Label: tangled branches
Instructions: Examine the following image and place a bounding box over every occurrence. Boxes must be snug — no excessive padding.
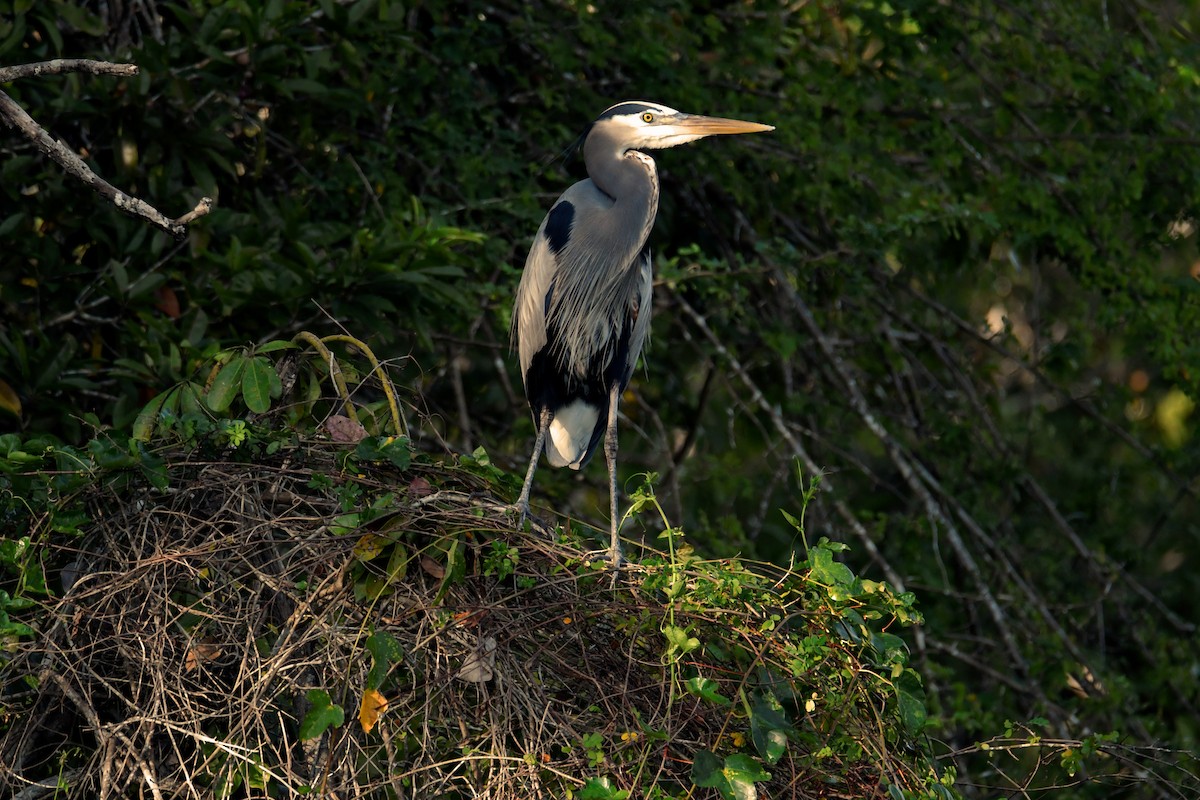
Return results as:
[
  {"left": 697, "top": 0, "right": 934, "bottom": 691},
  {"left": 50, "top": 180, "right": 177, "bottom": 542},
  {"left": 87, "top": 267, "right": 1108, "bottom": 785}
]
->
[{"left": 1, "top": 441, "right": 937, "bottom": 798}]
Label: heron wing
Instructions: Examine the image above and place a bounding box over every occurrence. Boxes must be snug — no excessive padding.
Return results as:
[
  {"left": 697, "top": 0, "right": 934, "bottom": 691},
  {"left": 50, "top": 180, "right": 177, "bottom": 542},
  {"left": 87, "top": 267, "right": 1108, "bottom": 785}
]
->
[{"left": 513, "top": 179, "right": 653, "bottom": 469}]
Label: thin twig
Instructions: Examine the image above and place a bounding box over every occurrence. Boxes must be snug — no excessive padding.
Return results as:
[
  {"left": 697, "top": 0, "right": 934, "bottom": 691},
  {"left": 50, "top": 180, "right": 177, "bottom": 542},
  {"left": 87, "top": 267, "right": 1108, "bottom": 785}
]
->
[
  {"left": 672, "top": 291, "right": 916, "bottom": 599},
  {"left": 0, "top": 59, "right": 213, "bottom": 239}
]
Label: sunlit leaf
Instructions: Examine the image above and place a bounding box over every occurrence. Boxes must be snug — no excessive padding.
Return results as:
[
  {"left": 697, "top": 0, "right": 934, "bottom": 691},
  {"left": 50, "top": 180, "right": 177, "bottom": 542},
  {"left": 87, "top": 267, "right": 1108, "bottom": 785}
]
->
[{"left": 358, "top": 687, "right": 388, "bottom": 734}]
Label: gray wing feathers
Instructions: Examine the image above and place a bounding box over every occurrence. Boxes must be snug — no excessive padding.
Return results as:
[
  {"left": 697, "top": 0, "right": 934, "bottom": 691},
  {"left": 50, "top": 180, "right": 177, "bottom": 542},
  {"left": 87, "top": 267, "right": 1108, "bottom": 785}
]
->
[
  {"left": 512, "top": 220, "right": 555, "bottom": 384},
  {"left": 623, "top": 253, "right": 653, "bottom": 385},
  {"left": 514, "top": 177, "right": 653, "bottom": 389},
  {"left": 546, "top": 181, "right": 649, "bottom": 376}
]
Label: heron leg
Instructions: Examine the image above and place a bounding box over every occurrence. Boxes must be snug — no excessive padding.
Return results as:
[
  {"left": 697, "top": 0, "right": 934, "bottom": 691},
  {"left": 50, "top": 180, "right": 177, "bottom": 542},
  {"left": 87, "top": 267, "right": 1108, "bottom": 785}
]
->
[
  {"left": 516, "top": 406, "right": 553, "bottom": 528},
  {"left": 603, "top": 383, "right": 624, "bottom": 566}
]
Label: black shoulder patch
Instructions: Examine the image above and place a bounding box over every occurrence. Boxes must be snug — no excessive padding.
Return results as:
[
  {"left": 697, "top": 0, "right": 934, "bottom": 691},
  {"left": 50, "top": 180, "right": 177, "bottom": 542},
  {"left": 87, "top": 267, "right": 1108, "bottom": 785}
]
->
[{"left": 544, "top": 201, "right": 574, "bottom": 255}]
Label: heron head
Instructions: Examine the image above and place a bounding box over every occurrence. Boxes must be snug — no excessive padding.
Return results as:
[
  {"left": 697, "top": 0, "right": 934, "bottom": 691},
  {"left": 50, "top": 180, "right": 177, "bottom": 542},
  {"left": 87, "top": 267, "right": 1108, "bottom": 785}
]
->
[{"left": 589, "top": 100, "right": 774, "bottom": 151}]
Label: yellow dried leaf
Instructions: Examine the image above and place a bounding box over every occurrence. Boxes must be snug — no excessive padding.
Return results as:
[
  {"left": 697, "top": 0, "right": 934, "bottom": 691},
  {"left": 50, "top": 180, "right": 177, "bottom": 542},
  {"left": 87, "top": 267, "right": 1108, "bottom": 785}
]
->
[
  {"left": 354, "top": 533, "right": 387, "bottom": 560},
  {"left": 359, "top": 687, "right": 389, "bottom": 734}
]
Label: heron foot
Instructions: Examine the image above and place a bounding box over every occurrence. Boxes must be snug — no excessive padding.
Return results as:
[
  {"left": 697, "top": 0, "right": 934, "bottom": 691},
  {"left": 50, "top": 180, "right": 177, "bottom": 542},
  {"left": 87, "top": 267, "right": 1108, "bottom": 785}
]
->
[
  {"left": 511, "top": 502, "right": 554, "bottom": 538},
  {"left": 582, "top": 545, "right": 625, "bottom": 570}
]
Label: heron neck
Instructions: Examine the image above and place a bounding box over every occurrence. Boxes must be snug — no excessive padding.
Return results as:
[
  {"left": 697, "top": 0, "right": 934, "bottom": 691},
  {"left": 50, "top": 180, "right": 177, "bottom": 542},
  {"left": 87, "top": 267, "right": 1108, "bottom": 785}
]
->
[{"left": 584, "top": 138, "right": 660, "bottom": 246}]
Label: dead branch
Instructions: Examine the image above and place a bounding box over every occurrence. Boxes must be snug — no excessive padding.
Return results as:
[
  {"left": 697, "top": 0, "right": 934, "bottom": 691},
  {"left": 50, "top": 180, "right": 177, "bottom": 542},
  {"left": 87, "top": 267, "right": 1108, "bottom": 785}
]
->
[
  {"left": 0, "top": 59, "right": 139, "bottom": 82},
  {"left": 0, "top": 58, "right": 212, "bottom": 240}
]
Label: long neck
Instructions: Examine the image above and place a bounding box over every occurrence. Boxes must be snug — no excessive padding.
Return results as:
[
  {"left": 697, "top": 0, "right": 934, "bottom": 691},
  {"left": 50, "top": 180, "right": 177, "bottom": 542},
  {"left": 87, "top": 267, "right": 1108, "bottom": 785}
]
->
[{"left": 583, "top": 129, "right": 660, "bottom": 250}]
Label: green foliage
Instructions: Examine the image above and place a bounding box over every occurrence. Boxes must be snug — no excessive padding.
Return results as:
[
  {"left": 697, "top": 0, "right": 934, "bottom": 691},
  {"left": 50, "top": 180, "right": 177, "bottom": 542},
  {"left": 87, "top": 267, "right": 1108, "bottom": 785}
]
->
[
  {"left": 621, "top": 477, "right": 946, "bottom": 799},
  {"left": 364, "top": 629, "right": 404, "bottom": 692},
  {"left": 299, "top": 689, "right": 344, "bottom": 741},
  {"left": 579, "top": 776, "right": 631, "bottom": 800},
  {"left": 692, "top": 750, "right": 771, "bottom": 800},
  {"left": 482, "top": 539, "right": 519, "bottom": 580}
]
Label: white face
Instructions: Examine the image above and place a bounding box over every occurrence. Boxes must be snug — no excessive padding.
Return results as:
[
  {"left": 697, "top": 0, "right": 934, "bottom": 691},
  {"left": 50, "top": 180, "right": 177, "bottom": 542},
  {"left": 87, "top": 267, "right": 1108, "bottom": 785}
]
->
[
  {"left": 596, "top": 100, "right": 773, "bottom": 151},
  {"left": 605, "top": 102, "right": 708, "bottom": 150}
]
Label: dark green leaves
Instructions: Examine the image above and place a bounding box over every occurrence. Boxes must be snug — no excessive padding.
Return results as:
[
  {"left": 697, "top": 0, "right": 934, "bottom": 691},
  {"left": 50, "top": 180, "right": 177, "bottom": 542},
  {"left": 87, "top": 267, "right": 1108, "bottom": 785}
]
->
[
  {"left": 299, "top": 689, "right": 344, "bottom": 740},
  {"left": 205, "top": 355, "right": 281, "bottom": 415},
  {"left": 895, "top": 670, "right": 928, "bottom": 734},
  {"left": 692, "top": 750, "right": 772, "bottom": 800},
  {"left": 365, "top": 630, "right": 404, "bottom": 691},
  {"left": 749, "top": 696, "right": 792, "bottom": 766},
  {"left": 353, "top": 436, "right": 411, "bottom": 470}
]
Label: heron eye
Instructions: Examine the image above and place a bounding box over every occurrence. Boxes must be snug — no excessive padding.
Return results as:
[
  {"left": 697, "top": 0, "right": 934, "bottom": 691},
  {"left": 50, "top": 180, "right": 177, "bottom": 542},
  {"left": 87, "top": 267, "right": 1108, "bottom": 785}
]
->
[{"left": 641, "top": 112, "right": 654, "bottom": 123}]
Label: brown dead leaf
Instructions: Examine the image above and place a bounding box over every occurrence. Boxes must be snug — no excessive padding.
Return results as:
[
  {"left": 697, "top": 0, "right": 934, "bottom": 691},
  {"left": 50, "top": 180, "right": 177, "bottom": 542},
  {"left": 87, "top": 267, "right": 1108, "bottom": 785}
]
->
[
  {"left": 456, "top": 636, "right": 497, "bottom": 683},
  {"left": 325, "top": 415, "right": 368, "bottom": 443},
  {"left": 408, "top": 476, "right": 433, "bottom": 498},
  {"left": 154, "top": 285, "right": 181, "bottom": 319},
  {"left": 359, "top": 687, "right": 389, "bottom": 733},
  {"left": 184, "top": 643, "right": 222, "bottom": 673},
  {"left": 420, "top": 555, "right": 445, "bottom": 579},
  {"left": 453, "top": 609, "right": 488, "bottom": 629}
]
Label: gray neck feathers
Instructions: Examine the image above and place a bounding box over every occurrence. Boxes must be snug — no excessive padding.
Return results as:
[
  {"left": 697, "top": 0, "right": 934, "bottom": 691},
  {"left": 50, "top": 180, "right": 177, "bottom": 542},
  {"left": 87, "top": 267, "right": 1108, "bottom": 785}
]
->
[
  {"left": 545, "top": 127, "right": 659, "bottom": 377},
  {"left": 584, "top": 126, "right": 660, "bottom": 249}
]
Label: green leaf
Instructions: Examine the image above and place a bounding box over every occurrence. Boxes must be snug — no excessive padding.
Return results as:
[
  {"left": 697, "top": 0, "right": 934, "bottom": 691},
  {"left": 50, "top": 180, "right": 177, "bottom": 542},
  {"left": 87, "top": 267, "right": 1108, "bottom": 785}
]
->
[
  {"left": 384, "top": 539, "right": 409, "bottom": 583},
  {"left": 685, "top": 676, "right": 731, "bottom": 706},
  {"left": 136, "top": 443, "right": 170, "bottom": 491},
  {"left": 433, "top": 537, "right": 465, "bottom": 603},
  {"left": 280, "top": 78, "right": 330, "bottom": 96},
  {"left": 87, "top": 437, "right": 136, "bottom": 469},
  {"left": 0, "top": 213, "right": 24, "bottom": 237},
  {"left": 206, "top": 359, "right": 246, "bottom": 413},
  {"left": 691, "top": 749, "right": 723, "bottom": 788},
  {"left": 895, "top": 670, "right": 928, "bottom": 733},
  {"left": 255, "top": 340, "right": 298, "bottom": 354},
  {"left": 33, "top": 334, "right": 77, "bottom": 392},
  {"left": 241, "top": 356, "right": 276, "bottom": 414},
  {"left": 365, "top": 630, "right": 404, "bottom": 691},
  {"left": 809, "top": 546, "right": 855, "bottom": 589},
  {"left": 132, "top": 386, "right": 180, "bottom": 442},
  {"left": 330, "top": 512, "right": 361, "bottom": 536},
  {"left": 870, "top": 631, "right": 909, "bottom": 668},
  {"left": 749, "top": 696, "right": 792, "bottom": 765},
  {"left": 579, "top": 777, "right": 630, "bottom": 800},
  {"left": 299, "top": 689, "right": 344, "bottom": 740},
  {"left": 691, "top": 750, "right": 769, "bottom": 800},
  {"left": 50, "top": 508, "right": 90, "bottom": 535},
  {"left": 662, "top": 624, "right": 700, "bottom": 659},
  {"left": 354, "top": 436, "right": 411, "bottom": 469}
]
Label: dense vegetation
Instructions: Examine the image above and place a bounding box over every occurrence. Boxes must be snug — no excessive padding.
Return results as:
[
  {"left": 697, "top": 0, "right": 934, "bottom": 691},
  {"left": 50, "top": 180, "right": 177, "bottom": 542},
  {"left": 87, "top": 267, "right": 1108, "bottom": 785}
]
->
[{"left": 2, "top": 0, "right": 1199, "bottom": 797}]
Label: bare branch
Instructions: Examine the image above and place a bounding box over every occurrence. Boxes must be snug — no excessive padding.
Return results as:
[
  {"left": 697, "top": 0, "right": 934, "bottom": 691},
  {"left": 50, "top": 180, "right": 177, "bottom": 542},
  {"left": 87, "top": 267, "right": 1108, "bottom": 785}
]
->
[
  {"left": 672, "top": 292, "right": 918, "bottom": 596},
  {"left": 0, "top": 59, "right": 139, "bottom": 82},
  {"left": 0, "top": 59, "right": 213, "bottom": 239},
  {"left": 732, "top": 253, "right": 1039, "bottom": 680}
]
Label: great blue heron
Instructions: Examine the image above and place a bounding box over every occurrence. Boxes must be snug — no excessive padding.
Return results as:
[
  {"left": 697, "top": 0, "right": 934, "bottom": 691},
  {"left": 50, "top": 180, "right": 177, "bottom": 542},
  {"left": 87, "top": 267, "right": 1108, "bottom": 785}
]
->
[{"left": 512, "top": 100, "right": 773, "bottom": 565}]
